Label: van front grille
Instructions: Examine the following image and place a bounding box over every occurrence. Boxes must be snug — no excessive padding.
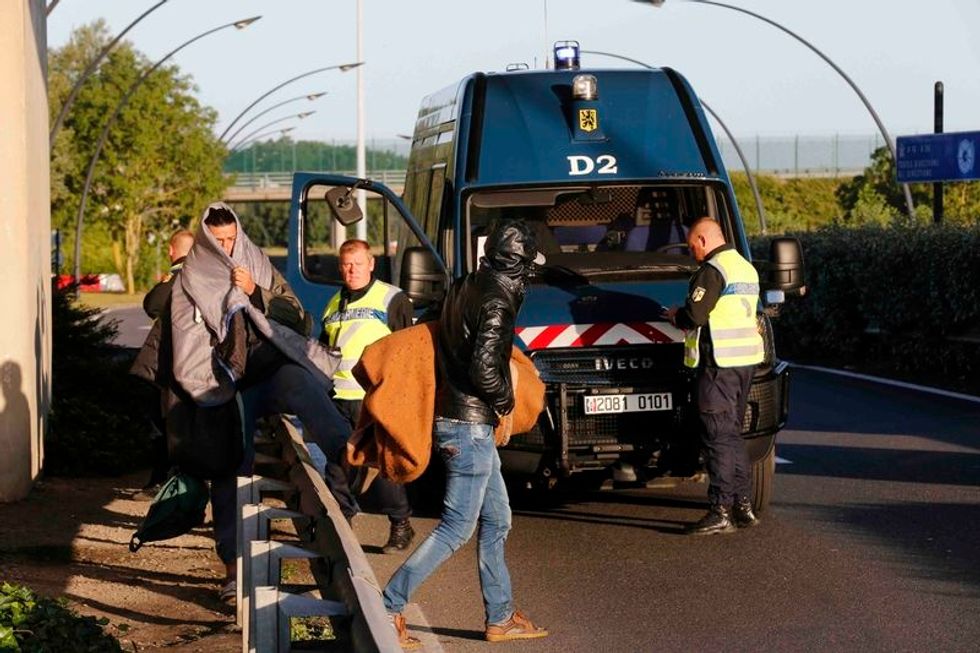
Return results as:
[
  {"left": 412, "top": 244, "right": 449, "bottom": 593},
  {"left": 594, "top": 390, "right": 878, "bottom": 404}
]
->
[{"left": 530, "top": 346, "right": 683, "bottom": 386}]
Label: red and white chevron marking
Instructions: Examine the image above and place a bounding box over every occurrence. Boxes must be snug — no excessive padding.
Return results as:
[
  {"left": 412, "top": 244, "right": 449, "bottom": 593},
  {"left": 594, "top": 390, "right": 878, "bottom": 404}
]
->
[{"left": 515, "top": 322, "right": 685, "bottom": 349}]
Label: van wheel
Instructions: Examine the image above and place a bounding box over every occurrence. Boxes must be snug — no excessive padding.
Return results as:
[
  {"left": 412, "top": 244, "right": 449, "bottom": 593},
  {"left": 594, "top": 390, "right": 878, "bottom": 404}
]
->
[{"left": 750, "top": 442, "right": 775, "bottom": 513}]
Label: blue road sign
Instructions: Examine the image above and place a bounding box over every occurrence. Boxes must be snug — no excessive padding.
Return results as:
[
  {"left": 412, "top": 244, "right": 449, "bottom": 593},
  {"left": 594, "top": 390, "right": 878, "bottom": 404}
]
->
[{"left": 896, "top": 130, "right": 980, "bottom": 183}]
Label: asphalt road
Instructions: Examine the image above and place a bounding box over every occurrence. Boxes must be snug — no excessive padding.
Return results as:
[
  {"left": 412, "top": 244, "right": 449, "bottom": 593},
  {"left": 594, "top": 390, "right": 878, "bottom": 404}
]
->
[
  {"left": 106, "top": 305, "right": 979, "bottom": 650},
  {"left": 356, "top": 367, "right": 980, "bottom": 652},
  {"left": 103, "top": 304, "right": 153, "bottom": 349}
]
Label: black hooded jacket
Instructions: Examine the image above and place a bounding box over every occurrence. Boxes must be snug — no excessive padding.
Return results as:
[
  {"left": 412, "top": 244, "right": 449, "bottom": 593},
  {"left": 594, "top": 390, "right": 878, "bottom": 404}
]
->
[{"left": 435, "top": 220, "right": 540, "bottom": 425}]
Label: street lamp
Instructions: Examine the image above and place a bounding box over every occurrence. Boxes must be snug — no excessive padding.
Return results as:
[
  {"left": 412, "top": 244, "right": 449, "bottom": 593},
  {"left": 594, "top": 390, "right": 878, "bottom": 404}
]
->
[
  {"left": 221, "top": 92, "right": 326, "bottom": 145},
  {"left": 217, "top": 61, "right": 363, "bottom": 142},
  {"left": 582, "top": 49, "right": 768, "bottom": 233},
  {"left": 72, "top": 15, "right": 261, "bottom": 282},
  {"left": 632, "top": 0, "right": 915, "bottom": 219},
  {"left": 49, "top": 0, "right": 171, "bottom": 146},
  {"left": 227, "top": 111, "right": 316, "bottom": 152},
  {"left": 355, "top": 0, "right": 367, "bottom": 240}
]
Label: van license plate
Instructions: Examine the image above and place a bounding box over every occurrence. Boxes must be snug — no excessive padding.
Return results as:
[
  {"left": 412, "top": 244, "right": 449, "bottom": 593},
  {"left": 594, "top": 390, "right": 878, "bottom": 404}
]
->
[{"left": 583, "top": 393, "right": 673, "bottom": 415}]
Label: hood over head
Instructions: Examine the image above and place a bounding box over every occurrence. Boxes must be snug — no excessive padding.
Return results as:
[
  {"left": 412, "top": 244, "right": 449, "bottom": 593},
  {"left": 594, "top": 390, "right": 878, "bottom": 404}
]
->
[
  {"left": 483, "top": 219, "right": 546, "bottom": 276},
  {"left": 195, "top": 202, "right": 246, "bottom": 261}
]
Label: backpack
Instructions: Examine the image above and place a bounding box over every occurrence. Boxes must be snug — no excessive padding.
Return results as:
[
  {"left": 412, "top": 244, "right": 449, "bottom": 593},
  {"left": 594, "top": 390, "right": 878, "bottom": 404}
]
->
[{"left": 129, "top": 472, "right": 210, "bottom": 552}]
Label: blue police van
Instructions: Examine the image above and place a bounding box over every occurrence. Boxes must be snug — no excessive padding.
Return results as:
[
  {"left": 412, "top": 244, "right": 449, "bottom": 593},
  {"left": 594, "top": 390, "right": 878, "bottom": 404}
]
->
[{"left": 286, "top": 44, "right": 804, "bottom": 510}]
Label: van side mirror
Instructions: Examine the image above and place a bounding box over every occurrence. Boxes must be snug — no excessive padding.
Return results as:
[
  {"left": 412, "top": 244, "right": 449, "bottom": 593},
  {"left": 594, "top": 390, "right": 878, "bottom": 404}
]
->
[
  {"left": 325, "top": 185, "right": 363, "bottom": 227},
  {"left": 400, "top": 246, "right": 446, "bottom": 308},
  {"left": 763, "top": 237, "right": 806, "bottom": 297}
]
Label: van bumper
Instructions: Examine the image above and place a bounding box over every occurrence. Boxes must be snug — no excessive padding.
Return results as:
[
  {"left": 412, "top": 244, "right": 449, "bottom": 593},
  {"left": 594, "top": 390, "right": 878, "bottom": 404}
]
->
[{"left": 502, "top": 361, "right": 790, "bottom": 479}]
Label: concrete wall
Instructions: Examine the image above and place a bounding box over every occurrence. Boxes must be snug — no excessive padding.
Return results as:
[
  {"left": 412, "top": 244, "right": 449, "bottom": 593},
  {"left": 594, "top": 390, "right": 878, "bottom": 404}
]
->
[{"left": 0, "top": 0, "right": 51, "bottom": 502}]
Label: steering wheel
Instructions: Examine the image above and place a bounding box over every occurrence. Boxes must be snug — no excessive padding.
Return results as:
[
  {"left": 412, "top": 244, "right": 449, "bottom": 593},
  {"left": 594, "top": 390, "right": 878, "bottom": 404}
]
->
[{"left": 652, "top": 243, "right": 690, "bottom": 254}]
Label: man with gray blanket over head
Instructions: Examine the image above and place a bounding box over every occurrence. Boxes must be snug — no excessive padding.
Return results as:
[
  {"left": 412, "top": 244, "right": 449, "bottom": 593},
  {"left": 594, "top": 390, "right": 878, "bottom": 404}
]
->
[{"left": 172, "top": 202, "right": 356, "bottom": 601}]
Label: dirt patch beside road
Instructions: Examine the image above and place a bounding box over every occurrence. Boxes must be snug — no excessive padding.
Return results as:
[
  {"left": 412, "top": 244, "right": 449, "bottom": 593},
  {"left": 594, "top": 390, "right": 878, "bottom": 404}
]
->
[{"left": 0, "top": 472, "right": 240, "bottom": 652}]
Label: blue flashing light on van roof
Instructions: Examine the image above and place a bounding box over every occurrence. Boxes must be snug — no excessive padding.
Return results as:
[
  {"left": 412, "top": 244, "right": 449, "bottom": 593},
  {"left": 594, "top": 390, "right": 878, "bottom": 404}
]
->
[{"left": 553, "top": 40, "right": 581, "bottom": 70}]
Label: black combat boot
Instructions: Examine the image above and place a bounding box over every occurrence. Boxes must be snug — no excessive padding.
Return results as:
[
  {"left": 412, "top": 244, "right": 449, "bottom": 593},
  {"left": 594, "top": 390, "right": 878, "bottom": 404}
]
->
[
  {"left": 382, "top": 518, "right": 415, "bottom": 553},
  {"left": 686, "top": 504, "right": 736, "bottom": 535},
  {"left": 731, "top": 497, "right": 760, "bottom": 528}
]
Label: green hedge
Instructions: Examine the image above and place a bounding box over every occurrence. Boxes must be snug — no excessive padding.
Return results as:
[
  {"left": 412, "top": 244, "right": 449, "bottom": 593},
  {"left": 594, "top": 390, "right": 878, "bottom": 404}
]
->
[
  {"left": 47, "top": 286, "right": 152, "bottom": 476},
  {"left": 753, "top": 224, "right": 980, "bottom": 391},
  {"left": 731, "top": 173, "right": 843, "bottom": 235}
]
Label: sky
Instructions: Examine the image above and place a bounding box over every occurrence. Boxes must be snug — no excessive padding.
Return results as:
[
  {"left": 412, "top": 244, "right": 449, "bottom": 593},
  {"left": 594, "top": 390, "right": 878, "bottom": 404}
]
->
[{"left": 46, "top": 0, "right": 980, "bottom": 147}]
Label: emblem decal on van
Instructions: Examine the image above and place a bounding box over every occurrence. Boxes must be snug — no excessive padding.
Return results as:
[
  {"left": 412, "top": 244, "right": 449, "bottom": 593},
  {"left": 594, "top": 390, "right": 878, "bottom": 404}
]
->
[{"left": 578, "top": 108, "right": 598, "bottom": 133}]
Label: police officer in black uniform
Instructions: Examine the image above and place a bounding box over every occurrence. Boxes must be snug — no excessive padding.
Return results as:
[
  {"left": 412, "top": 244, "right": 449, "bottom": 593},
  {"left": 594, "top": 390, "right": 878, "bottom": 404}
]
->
[{"left": 668, "top": 217, "right": 764, "bottom": 535}]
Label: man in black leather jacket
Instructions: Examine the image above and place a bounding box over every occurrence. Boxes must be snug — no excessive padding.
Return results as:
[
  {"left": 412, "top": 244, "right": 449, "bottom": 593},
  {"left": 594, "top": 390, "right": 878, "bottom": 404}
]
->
[{"left": 382, "top": 219, "right": 549, "bottom": 647}]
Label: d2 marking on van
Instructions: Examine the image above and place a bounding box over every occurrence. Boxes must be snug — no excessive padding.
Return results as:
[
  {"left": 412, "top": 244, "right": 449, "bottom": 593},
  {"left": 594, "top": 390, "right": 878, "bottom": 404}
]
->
[{"left": 567, "top": 154, "right": 618, "bottom": 176}]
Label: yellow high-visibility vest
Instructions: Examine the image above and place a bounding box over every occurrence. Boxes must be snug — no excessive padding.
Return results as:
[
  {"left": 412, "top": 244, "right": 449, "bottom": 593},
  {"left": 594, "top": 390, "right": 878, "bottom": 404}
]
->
[
  {"left": 321, "top": 280, "right": 403, "bottom": 400},
  {"left": 684, "top": 249, "right": 764, "bottom": 369}
]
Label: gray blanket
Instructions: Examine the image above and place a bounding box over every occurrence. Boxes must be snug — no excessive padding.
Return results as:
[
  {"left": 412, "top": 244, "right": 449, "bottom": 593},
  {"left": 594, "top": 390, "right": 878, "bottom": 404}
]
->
[{"left": 171, "top": 202, "right": 339, "bottom": 406}]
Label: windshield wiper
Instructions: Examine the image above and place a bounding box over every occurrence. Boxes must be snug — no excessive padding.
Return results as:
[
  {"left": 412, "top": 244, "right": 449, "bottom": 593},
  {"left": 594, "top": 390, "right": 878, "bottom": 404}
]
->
[{"left": 586, "top": 262, "right": 698, "bottom": 275}]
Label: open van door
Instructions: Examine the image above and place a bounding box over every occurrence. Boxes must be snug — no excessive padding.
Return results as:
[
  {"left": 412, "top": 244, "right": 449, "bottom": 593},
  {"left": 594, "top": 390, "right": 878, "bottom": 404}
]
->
[{"left": 287, "top": 173, "right": 448, "bottom": 334}]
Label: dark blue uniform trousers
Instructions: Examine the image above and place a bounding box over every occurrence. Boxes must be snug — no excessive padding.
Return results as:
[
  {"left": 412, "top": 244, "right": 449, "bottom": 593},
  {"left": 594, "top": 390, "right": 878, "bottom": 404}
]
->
[
  {"left": 697, "top": 364, "right": 754, "bottom": 508},
  {"left": 334, "top": 399, "right": 411, "bottom": 523}
]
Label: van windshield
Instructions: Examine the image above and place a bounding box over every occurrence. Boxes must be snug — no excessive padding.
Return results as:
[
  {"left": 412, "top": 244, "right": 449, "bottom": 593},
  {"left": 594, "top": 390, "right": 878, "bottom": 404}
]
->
[{"left": 465, "top": 183, "right": 733, "bottom": 276}]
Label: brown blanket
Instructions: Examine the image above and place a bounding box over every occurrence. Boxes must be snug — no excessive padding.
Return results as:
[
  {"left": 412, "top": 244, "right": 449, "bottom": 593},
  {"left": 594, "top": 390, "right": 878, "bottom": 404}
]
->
[{"left": 346, "top": 321, "right": 545, "bottom": 483}]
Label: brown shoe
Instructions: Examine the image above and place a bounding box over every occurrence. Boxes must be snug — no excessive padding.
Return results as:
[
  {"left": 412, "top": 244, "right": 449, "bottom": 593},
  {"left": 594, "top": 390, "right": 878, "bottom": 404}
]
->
[
  {"left": 485, "top": 609, "right": 549, "bottom": 642},
  {"left": 392, "top": 613, "right": 422, "bottom": 650}
]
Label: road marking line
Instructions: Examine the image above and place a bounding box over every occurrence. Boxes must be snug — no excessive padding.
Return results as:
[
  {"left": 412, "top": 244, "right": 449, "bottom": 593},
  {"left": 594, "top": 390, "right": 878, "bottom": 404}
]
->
[
  {"left": 775, "top": 456, "right": 793, "bottom": 465},
  {"left": 788, "top": 363, "right": 980, "bottom": 405}
]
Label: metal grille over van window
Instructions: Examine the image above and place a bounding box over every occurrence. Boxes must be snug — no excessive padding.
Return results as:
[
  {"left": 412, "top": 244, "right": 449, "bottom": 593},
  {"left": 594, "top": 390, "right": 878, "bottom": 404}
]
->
[{"left": 546, "top": 187, "right": 638, "bottom": 225}]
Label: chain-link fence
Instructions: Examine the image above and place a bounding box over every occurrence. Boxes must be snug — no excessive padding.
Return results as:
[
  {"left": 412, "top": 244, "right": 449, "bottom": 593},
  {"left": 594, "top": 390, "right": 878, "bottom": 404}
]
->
[
  {"left": 228, "top": 134, "right": 886, "bottom": 177},
  {"left": 715, "top": 133, "right": 886, "bottom": 177}
]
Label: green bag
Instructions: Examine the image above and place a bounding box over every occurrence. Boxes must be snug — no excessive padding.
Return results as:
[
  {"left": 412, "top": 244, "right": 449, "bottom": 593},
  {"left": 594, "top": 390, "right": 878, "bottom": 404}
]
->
[{"left": 129, "top": 473, "right": 209, "bottom": 552}]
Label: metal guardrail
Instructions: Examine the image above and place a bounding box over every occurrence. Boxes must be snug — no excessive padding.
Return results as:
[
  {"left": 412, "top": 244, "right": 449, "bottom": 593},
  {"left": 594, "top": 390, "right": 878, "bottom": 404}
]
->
[
  {"left": 228, "top": 170, "right": 407, "bottom": 188},
  {"left": 236, "top": 416, "right": 400, "bottom": 653}
]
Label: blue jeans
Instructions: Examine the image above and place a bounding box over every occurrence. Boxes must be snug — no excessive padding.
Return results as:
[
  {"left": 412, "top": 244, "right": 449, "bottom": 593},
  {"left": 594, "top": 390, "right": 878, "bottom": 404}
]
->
[{"left": 383, "top": 418, "right": 514, "bottom": 624}]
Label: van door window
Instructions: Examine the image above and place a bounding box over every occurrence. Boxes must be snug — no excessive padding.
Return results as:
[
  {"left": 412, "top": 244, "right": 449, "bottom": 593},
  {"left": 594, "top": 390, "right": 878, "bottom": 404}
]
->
[
  {"left": 410, "top": 170, "right": 430, "bottom": 233},
  {"left": 301, "top": 183, "right": 394, "bottom": 284},
  {"left": 426, "top": 166, "right": 446, "bottom": 237}
]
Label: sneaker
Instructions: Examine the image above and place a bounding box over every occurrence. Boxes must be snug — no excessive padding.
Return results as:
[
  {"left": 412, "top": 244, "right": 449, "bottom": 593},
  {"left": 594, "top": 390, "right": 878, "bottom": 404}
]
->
[
  {"left": 219, "top": 579, "right": 236, "bottom": 604},
  {"left": 382, "top": 519, "right": 415, "bottom": 554},
  {"left": 485, "top": 610, "right": 549, "bottom": 642},
  {"left": 391, "top": 613, "right": 422, "bottom": 650},
  {"left": 731, "top": 497, "right": 760, "bottom": 528},
  {"left": 686, "top": 504, "right": 736, "bottom": 535}
]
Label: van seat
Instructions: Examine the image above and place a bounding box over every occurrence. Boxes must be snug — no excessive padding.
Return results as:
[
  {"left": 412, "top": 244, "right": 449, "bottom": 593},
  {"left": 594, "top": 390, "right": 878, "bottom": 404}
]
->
[{"left": 553, "top": 225, "right": 608, "bottom": 247}]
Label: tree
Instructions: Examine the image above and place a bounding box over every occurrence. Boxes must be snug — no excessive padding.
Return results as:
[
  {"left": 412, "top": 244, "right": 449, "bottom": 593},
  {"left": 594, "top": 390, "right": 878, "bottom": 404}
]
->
[
  {"left": 836, "top": 146, "right": 980, "bottom": 226},
  {"left": 730, "top": 173, "right": 842, "bottom": 235},
  {"left": 49, "top": 23, "right": 229, "bottom": 292}
]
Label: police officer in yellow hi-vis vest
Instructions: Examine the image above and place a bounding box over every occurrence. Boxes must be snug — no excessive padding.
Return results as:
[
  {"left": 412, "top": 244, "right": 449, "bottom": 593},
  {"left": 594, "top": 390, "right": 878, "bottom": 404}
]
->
[
  {"left": 667, "top": 217, "right": 764, "bottom": 535},
  {"left": 319, "top": 239, "right": 416, "bottom": 552}
]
